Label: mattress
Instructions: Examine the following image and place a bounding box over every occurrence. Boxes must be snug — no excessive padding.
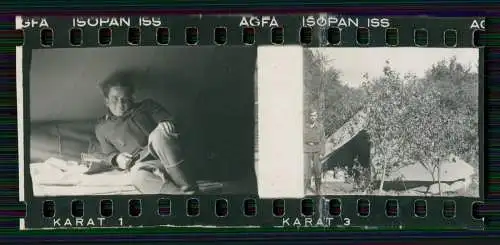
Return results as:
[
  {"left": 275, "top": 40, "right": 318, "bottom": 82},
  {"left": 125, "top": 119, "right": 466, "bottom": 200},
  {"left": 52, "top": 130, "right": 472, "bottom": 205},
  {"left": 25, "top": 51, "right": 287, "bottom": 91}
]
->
[
  {"left": 29, "top": 161, "right": 246, "bottom": 196},
  {"left": 29, "top": 162, "right": 140, "bottom": 196}
]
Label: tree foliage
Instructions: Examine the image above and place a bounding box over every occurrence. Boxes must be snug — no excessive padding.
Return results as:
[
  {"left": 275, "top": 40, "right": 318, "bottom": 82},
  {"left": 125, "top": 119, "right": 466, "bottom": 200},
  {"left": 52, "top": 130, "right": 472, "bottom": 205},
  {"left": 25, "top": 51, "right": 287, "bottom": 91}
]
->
[
  {"left": 304, "top": 49, "right": 479, "bottom": 192},
  {"left": 303, "top": 49, "right": 365, "bottom": 136}
]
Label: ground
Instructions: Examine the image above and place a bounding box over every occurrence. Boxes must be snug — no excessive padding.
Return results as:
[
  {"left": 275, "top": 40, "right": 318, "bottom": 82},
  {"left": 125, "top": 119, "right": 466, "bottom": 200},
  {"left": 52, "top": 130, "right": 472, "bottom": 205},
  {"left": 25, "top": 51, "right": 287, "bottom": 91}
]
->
[{"left": 308, "top": 179, "right": 480, "bottom": 197}]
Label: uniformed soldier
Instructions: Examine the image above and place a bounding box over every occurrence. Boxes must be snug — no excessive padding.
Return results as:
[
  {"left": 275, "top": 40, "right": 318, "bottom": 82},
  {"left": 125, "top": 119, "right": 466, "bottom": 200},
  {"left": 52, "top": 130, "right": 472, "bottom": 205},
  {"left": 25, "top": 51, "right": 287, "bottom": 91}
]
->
[
  {"left": 95, "top": 71, "right": 198, "bottom": 195},
  {"left": 304, "top": 110, "right": 326, "bottom": 195}
]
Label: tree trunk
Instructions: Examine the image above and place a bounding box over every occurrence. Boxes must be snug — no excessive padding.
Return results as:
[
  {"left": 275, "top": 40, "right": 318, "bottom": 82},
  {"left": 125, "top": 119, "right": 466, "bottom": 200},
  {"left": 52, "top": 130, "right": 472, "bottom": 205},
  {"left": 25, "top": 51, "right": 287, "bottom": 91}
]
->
[
  {"left": 372, "top": 130, "right": 386, "bottom": 193},
  {"left": 437, "top": 159, "right": 442, "bottom": 196},
  {"left": 319, "top": 69, "right": 326, "bottom": 123},
  {"left": 378, "top": 160, "right": 387, "bottom": 192},
  {"left": 426, "top": 162, "right": 438, "bottom": 196}
]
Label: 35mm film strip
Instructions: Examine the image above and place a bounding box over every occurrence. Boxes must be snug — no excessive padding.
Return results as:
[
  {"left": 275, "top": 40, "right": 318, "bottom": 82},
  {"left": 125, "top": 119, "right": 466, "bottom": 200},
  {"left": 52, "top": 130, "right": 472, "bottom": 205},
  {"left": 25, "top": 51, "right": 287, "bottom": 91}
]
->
[
  {"left": 22, "top": 16, "right": 486, "bottom": 47},
  {"left": 17, "top": 15, "right": 486, "bottom": 230}
]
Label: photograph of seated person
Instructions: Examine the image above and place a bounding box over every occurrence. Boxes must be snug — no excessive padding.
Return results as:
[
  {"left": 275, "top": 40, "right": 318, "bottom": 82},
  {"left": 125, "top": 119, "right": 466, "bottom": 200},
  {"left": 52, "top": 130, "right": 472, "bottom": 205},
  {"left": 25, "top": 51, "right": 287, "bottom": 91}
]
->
[{"left": 95, "top": 71, "right": 197, "bottom": 195}]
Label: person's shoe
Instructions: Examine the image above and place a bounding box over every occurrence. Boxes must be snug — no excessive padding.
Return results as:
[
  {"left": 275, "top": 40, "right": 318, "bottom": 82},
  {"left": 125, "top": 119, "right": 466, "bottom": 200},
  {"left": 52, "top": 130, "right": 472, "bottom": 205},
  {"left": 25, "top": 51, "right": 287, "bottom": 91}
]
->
[{"left": 179, "top": 184, "right": 201, "bottom": 195}]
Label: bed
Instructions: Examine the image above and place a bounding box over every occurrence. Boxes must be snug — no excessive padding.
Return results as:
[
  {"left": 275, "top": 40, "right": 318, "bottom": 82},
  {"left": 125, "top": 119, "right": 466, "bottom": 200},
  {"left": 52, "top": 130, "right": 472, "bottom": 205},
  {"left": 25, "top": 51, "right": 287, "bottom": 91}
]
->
[
  {"left": 30, "top": 161, "right": 141, "bottom": 196},
  {"left": 28, "top": 120, "right": 243, "bottom": 196}
]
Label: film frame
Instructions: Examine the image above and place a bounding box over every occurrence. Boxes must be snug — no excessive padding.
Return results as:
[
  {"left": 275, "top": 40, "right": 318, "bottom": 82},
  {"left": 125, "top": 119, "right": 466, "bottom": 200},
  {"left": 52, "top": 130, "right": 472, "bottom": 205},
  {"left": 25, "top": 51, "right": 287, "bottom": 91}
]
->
[{"left": 16, "top": 14, "right": 486, "bottom": 230}]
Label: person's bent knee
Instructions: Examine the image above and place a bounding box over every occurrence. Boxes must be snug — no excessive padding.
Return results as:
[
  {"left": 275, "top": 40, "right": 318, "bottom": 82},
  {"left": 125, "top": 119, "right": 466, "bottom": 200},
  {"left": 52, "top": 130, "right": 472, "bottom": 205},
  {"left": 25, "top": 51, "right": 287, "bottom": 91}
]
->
[
  {"left": 148, "top": 126, "right": 184, "bottom": 168},
  {"left": 150, "top": 123, "right": 179, "bottom": 142}
]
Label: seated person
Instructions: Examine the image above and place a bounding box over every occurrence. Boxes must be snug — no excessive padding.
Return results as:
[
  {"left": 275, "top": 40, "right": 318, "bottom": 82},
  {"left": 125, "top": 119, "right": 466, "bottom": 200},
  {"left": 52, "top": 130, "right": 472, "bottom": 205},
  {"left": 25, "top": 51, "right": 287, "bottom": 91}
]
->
[{"left": 95, "top": 71, "right": 197, "bottom": 194}]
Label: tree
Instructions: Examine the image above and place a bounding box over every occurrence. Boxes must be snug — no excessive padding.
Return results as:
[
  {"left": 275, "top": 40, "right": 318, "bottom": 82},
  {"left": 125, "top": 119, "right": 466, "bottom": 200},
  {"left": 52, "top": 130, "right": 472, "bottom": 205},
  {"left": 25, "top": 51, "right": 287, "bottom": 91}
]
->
[
  {"left": 303, "top": 49, "right": 365, "bottom": 137},
  {"left": 362, "top": 57, "right": 478, "bottom": 194},
  {"left": 361, "top": 61, "right": 409, "bottom": 192}
]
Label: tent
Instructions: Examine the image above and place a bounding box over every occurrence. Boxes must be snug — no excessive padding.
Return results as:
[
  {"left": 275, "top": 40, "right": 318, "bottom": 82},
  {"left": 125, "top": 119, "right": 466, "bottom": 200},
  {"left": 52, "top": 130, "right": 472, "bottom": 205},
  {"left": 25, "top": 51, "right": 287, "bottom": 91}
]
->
[
  {"left": 323, "top": 110, "right": 369, "bottom": 158},
  {"left": 320, "top": 110, "right": 371, "bottom": 180},
  {"left": 320, "top": 110, "right": 476, "bottom": 195},
  {"left": 382, "top": 154, "right": 476, "bottom": 193}
]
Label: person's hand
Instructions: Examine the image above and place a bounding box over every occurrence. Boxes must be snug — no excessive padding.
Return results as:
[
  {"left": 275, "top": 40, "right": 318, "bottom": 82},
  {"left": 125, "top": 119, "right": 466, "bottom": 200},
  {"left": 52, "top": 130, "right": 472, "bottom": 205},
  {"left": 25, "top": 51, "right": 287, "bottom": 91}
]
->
[
  {"left": 158, "top": 121, "right": 176, "bottom": 136},
  {"left": 115, "top": 152, "right": 133, "bottom": 170},
  {"left": 148, "top": 121, "right": 178, "bottom": 144}
]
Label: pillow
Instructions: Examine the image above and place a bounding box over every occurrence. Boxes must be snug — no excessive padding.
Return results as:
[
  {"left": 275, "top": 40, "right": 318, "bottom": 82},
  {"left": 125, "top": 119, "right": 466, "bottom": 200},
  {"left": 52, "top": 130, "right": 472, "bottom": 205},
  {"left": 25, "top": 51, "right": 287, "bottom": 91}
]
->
[{"left": 30, "top": 120, "right": 101, "bottom": 163}]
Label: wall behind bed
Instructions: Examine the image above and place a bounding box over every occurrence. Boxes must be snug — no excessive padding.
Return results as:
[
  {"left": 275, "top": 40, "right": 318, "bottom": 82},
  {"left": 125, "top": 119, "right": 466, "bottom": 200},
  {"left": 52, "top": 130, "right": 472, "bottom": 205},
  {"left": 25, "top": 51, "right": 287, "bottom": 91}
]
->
[{"left": 28, "top": 46, "right": 257, "bottom": 185}]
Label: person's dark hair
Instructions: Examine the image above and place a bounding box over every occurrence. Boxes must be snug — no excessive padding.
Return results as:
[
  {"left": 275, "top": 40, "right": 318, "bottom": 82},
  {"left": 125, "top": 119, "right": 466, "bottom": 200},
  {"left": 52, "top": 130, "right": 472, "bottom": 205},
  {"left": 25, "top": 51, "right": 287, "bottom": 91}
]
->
[{"left": 99, "top": 71, "right": 136, "bottom": 98}]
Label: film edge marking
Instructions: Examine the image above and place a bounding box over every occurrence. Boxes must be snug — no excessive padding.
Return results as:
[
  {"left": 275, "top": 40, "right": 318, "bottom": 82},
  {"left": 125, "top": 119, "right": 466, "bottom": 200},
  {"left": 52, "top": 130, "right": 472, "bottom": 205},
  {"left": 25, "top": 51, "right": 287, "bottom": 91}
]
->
[{"left": 16, "top": 17, "right": 26, "bottom": 232}]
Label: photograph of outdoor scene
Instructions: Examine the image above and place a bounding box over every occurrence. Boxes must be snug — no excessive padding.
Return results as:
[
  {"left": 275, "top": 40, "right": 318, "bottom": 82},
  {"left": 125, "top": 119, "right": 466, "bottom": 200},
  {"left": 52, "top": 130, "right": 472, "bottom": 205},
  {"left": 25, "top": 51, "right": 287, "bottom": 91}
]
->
[{"left": 303, "top": 47, "right": 480, "bottom": 197}]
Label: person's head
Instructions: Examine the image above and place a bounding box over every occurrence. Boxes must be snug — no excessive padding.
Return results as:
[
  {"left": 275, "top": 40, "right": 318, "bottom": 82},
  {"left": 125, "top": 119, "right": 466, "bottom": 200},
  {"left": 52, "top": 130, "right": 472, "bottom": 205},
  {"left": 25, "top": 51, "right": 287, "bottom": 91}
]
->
[
  {"left": 310, "top": 110, "right": 319, "bottom": 122},
  {"left": 99, "top": 71, "right": 136, "bottom": 117}
]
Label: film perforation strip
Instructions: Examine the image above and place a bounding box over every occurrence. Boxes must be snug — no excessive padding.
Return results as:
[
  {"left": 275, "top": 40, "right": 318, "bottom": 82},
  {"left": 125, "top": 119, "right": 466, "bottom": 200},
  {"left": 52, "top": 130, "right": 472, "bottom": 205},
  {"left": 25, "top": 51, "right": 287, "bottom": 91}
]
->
[
  {"left": 214, "top": 27, "right": 228, "bottom": 45},
  {"left": 100, "top": 199, "right": 113, "bottom": 217},
  {"left": 187, "top": 198, "right": 201, "bottom": 217},
  {"left": 155, "top": 27, "right": 169, "bottom": 45},
  {"left": 385, "top": 28, "right": 399, "bottom": 46},
  {"left": 33, "top": 26, "right": 487, "bottom": 47},
  {"left": 325, "top": 27, "right": 341, "bottom": 45},
  {"left": 414, "top": 199, "right": 427, "bottom": 218},
  {"left": 127, "top": 27, "right": 141, "bottom": 46},
  {"left": 243, "top": 198, "right": 257, "bottom": 217},
  {"left": 129, "top": 199, "right": 142, "bottom": 217},
  {"left": 18, "top": 16, "right": 486, "bottom": 230},
  {"left": 356, "top": 27, "right": 370, "bottom": 46},
  {"left": 40, "top": 198, "right": 487, "bottom": 220},
  {"left": 242, "top": 27, "right": 256, "bottom": 45},
  {"left": 69, "top": 28, "right": 83, "bottom": 46},
  {"left": 444, "top": 29, "right": 458, "bottom": 48},
  {"left": 98, "top": 28, "right": 112, "bottom": 46},
  {"left": 185, "top": 27, "right": 199, "bottom": 45},
  {"left": 271, "top": 27, "right": 284, "bottom": 45},
  {"left": 299, "top": 27, "right": 313, "bottom": 45},
  {"left": 71, "top": 199, "right": 84, "bottom": 218}
]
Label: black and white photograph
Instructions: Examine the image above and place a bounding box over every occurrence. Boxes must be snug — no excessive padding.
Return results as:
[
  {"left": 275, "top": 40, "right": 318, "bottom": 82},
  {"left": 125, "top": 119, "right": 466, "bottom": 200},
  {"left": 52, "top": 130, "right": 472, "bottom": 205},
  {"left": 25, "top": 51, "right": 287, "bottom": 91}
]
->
[
  {"left": 303, "top": 47, "right": 480, "bottom": 197},
  {"left": 25, "top": 46, "right": 258, "bottom": 197}
]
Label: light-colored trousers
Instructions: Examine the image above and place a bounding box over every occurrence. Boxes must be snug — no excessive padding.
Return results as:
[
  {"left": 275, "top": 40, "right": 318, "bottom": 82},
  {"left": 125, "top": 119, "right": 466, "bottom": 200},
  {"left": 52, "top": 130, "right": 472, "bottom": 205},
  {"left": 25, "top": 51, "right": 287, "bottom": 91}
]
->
[{"left": 129, "top": 126, "right": 197, "bottom": 195}]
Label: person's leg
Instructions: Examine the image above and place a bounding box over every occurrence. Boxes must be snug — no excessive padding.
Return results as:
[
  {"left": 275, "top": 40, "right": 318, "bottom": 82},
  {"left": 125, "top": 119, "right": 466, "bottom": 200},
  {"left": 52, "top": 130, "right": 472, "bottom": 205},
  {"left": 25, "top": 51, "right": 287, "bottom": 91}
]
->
[
  {"left": 312, "top": 152, "right": 322, "bottom": 194},
  {"left": 129, "top": 161, "right": 187, "bottom": 194},
  {"left": 147, "top": 125, "right": 198, "bottom": 192},
  {"left": 304, "top": 153, "right": 313, "bottom": 194}
]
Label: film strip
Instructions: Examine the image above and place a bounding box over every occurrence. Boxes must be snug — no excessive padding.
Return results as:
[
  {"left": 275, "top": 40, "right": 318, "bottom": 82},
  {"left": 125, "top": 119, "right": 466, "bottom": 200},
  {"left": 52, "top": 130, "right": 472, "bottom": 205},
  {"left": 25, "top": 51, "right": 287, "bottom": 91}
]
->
[{"left": 17, "top": 15, "right": 486, "bottom": 230}]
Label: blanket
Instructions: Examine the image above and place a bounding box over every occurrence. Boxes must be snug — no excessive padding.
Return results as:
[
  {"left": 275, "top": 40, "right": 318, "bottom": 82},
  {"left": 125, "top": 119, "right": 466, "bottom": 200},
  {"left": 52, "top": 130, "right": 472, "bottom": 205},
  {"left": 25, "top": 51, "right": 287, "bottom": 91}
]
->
[
  {"left": 29, "top": 157, "right": 247, "bottom": 196},
  {"left": 30, "top": 159, "right": 140, "bottom": 196},
  {"left": 30, "top": 120, "right": 101, "bottom": 163}
]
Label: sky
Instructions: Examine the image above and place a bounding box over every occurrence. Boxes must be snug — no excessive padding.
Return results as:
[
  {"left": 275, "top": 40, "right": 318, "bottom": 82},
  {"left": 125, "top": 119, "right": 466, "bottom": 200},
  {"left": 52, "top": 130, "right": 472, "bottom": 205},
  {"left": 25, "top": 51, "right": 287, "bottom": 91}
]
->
[{"left": 309, "top": 47, "right": 480, "bottom": 88}]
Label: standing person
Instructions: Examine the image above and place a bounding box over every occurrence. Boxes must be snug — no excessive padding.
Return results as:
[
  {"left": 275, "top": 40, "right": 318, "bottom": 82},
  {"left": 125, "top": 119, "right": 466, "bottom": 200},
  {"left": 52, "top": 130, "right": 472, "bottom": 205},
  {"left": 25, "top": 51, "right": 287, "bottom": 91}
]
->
[
  {"left": 95, "top": 71, "right": 198, "bottom": 195},
  {"left": 304, "top": 110, "right": 326, "bottom": 195}
]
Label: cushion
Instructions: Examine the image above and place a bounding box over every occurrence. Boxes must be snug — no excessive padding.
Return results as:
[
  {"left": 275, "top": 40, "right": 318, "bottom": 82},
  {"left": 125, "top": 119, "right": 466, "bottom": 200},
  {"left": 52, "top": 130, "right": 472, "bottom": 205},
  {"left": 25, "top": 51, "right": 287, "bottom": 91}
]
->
[{"left": 30, "top": 120, "right": 101, "bottom": 163}]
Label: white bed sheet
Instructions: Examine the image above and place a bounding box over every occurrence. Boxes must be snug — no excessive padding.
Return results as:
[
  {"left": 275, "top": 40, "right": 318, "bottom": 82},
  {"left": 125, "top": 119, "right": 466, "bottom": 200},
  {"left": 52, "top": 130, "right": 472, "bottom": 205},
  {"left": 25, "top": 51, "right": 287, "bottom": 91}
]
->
[{"left": 30, "top": 162, "right": 140, "bottom": 196}]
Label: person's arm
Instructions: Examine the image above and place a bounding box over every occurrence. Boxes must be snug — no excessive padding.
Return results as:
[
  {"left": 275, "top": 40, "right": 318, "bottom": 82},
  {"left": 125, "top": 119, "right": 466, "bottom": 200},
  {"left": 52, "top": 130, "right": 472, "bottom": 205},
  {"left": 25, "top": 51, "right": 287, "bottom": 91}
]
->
[
  {"left": 145, "top": 99, "right": 175, "bottom": 124},
  {"left": 95, "top": 125, "right": 120, "bottom": 166},
  {"left": 145, "top": 99, "right": 179, "bottom": 137}
]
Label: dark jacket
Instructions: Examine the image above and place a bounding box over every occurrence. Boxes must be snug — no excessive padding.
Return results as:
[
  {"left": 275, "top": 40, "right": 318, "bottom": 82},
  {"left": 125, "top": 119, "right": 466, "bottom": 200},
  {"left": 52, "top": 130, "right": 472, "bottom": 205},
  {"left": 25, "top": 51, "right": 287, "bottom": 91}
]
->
[
  {"left": 95, "top": 99, "right": 174, "bottom": 164},
  {"left": 304, "top": 122, "right": 326, "bottom": 154}
]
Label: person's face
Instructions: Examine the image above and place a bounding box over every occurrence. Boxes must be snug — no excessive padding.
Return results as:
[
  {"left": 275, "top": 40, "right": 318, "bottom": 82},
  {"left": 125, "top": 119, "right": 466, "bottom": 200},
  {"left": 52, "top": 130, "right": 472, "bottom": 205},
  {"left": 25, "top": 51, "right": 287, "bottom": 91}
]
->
[
  {"left": 310, "top": 112, "right": 318, "bottom": 122},
  {"left": 105, "top": 86, "right": 133, "bottom": 117}
]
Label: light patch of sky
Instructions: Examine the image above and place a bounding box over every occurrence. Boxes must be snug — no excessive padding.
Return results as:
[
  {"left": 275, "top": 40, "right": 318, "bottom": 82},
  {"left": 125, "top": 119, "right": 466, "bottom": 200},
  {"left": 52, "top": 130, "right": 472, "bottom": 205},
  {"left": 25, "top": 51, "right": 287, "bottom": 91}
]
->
[{"left": 309, "top": 47, "right": 479, "bottom": 88}]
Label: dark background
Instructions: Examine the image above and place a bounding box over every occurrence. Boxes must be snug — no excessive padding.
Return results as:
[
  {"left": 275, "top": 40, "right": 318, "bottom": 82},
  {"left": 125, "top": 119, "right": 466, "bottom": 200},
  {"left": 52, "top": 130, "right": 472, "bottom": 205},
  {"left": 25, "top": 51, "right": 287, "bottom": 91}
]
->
[{"left": 29, "top": 46, "right": 257, "bottom": 188}]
